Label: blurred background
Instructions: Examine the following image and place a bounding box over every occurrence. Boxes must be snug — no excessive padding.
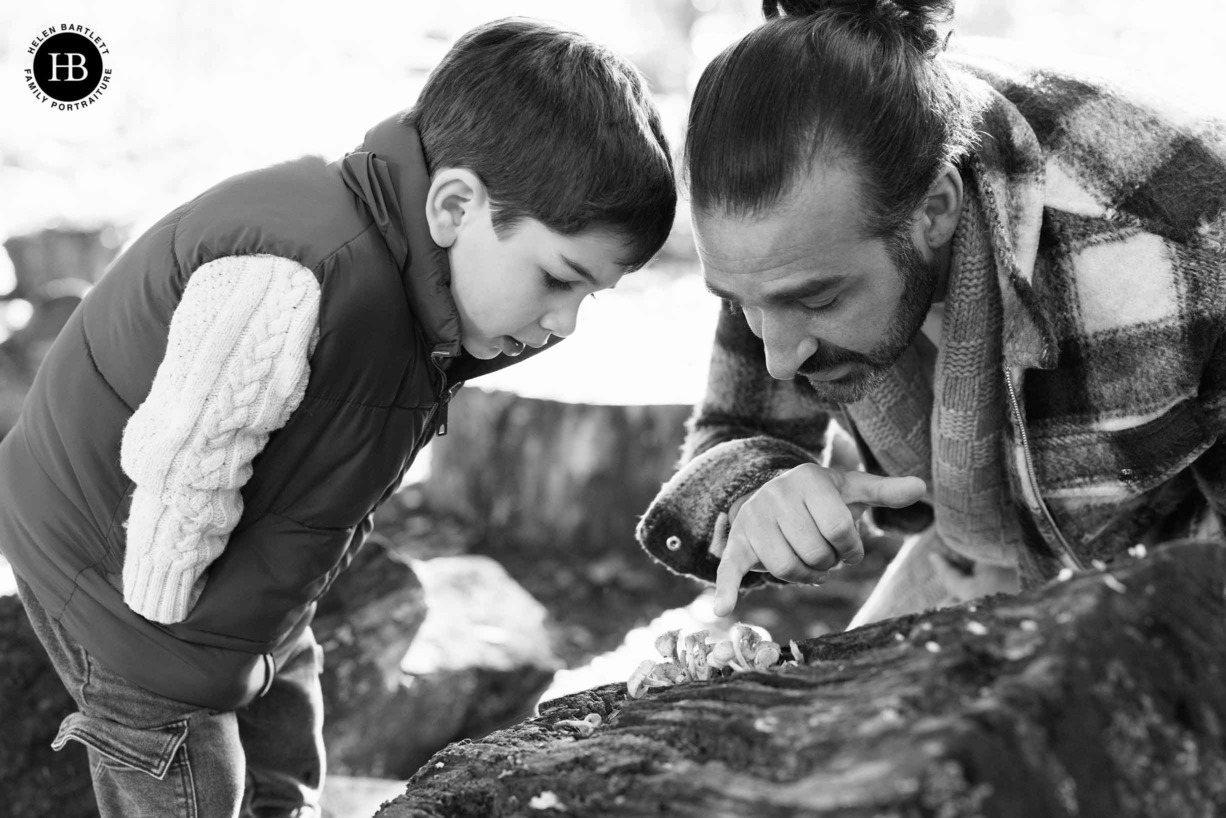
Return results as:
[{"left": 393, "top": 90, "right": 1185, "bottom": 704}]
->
[
  {"left": 2, "top": 1, "right": 1225, "bottom": 814},
  {"left": 2, "top": 0, "right": 1225, "bottom": 398}
]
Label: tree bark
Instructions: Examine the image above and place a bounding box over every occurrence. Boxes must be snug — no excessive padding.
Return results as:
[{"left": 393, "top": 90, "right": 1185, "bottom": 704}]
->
[{"left": 378, "top": 540, "right": 1226, "bottom": 817}]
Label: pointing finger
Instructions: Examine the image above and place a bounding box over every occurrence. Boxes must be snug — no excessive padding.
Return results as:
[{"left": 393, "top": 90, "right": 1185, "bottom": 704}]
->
[
  {"left": 713, "top": 536, "right": 756, "bottom": 618},
  {"left": 709, "top": 511, "right": 731, "bottom": 559}
]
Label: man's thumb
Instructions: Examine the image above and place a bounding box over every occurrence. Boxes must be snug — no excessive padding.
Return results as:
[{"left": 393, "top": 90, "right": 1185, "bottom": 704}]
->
[{"left": 839, "top": 471, "right": 926, "bottom": 509}]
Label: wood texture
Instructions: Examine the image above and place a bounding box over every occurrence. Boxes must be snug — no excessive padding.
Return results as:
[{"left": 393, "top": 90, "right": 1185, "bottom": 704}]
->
[{"left": 379, "top": 540, "right": 1226, "bottom": 818}]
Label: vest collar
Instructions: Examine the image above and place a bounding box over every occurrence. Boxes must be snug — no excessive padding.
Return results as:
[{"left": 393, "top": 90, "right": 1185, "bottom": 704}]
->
[{"left": 340, "top": 113, "right": 463, "bottom": 359}]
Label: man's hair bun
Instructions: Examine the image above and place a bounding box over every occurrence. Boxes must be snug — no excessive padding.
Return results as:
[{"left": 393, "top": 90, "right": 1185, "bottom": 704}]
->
[{"left": 762, "top": 0, "right": 954, "bottom": 56}]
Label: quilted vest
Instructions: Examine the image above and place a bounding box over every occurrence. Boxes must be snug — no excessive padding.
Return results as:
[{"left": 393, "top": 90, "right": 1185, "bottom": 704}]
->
[{"left": 0, "top": 115, "right": 483, "bottom": 709}]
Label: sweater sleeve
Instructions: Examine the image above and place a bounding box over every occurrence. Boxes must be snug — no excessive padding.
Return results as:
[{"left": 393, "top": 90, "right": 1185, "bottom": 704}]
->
[
  {"left": 635, "top": 304, "right": 833, "bottom": 584},
  {"left": 120, "top": 254, "right": 321, "bottom": 624}
]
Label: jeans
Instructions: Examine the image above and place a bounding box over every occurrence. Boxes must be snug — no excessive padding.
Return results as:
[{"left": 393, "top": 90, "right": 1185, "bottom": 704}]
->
[{"left": 16, "top": 577, "right": 326, "bottom": 818}]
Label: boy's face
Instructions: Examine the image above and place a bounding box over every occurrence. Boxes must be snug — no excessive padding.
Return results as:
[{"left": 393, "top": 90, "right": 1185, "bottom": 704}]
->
[{"left": 447, "top": 210, "right": 632, "bottom": 360}]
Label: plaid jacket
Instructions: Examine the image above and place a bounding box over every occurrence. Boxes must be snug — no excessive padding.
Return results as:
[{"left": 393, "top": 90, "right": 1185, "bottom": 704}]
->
[{"left": 637, "top": 53, "right": 1226, "bottom": 589}]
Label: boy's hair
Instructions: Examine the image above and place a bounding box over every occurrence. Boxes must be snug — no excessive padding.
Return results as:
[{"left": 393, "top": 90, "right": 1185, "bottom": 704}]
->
[
  {"left": 406, "top": 18, "right": 677, "bottom": 270},
  {"left": 687, "top": 0, "right": 979, "bottom": 241}
]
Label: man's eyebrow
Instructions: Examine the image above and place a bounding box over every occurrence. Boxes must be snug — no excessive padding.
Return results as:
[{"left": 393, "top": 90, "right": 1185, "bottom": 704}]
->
[
  {"left": 704, "top": 276, "right": 843, "bottom": 304},
  {"left": 560, "top": 255, "right": 596, "bottom": 285}
]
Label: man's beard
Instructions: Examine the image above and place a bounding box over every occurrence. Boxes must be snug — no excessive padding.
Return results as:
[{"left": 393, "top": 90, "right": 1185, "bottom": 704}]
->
[{"left": 799, "top": 235, "right": 941, "bottom": 404}]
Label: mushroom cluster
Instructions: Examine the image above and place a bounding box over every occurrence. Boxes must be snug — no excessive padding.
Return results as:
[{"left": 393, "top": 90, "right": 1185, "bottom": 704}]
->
[{"left": 626, "top": 624, "right": 797, "bottom": 699}]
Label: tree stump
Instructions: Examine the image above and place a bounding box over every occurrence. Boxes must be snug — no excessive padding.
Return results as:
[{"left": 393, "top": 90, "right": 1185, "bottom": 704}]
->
[
  {"left": 377, "top": 540, "right": 1226, "bottom": 817},
  {"left": 0, "top": 227, "right": 115, "bottom": 438},
  {"left": 396, "top": 387, "right": 701, "bottom": 662},
  {"left": 2, "top": 227, "right": 119, "bottom": 302}
]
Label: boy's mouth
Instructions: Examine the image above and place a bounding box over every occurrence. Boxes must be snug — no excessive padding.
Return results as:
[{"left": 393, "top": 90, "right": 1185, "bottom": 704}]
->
[{"left": 500, "top": 335, "right": 552, "bottom": 356}]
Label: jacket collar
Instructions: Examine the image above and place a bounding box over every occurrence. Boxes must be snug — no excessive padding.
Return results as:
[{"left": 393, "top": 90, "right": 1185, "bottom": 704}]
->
[
  {"left": 950, "top": 62, "right": 1059, "bottom": 370},
  {"left": 340, "top": 112, "right": 464, "bottom": 359},
  {"left": 338, "top": 112, "right": 566, "bottom": 380}
]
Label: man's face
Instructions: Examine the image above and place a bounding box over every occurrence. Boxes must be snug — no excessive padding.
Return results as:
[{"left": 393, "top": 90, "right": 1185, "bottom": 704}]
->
[
  {"left": 695, "top": 162, "right": 940, "bottom": 403},
  {"left": 448, "top": 208, "right": 631, "bottom": 360}
]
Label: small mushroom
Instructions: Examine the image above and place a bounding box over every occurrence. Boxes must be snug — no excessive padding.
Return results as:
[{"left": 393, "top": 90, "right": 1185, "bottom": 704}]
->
[
  {"left": 529, "top": 790, "right": 563, "bottom": 810},
  {"left": 753, "top": 640, "right": 782, "bottom": 670},
  {"left": 631, "top": 624, "right": 792, "bottom": 693},
  {"left": 684, "top": 631, "right": 712, "bottom": 681},
  {"left": 729, "top": 623, "right": 764, "bottom": 671},
  {"left": 650, "top": 660, "right": 688, "bottom": 685},
  {"left": 553, "top": 717, "right": 599, "bottom": 737},
  {"left": 707, "top": 640, "right": 736, "bottom": 670},
  {"left": 654, "top": 629, "right": 680, "bottom": 662},
  {"left": 627, "top": 659, "right": 662, "bottom": 699},
  {"left": 788, "top": 639, "right": 804, "bottom": 666}
]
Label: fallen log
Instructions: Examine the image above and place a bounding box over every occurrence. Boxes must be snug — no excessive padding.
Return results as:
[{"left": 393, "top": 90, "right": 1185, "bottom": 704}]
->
[{"left": 378, "top": 540, "right": 1226, "bottom": 817}]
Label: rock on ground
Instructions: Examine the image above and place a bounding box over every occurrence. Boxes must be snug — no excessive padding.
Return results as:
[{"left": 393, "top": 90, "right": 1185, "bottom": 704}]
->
[
  {"left": 324, "top": 554, "right": 563, "bottom": 778},
  {"left": 0, "top": 592, "right": 96, "bottom": 818}
]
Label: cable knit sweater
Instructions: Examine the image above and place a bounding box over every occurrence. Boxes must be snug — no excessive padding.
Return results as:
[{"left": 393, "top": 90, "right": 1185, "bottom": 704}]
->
[{"left": 119, "top": 254, "right": 320, "bottom": 624}]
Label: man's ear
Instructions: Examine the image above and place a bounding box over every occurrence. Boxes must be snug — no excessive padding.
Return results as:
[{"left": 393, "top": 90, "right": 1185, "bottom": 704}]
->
[
  {"left": 425, "top": 168, "right": 487, "bottom": 248},
  {"left": 917, "top": 163, "right": 963, "bottom": 251}
]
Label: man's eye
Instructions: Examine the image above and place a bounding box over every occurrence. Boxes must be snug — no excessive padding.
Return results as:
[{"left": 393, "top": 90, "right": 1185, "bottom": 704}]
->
[
  {"left": 541, "top": 270, "right": 573, "bottom": 291},
  {"left": 800, "top": 297, "right": 838, "bottom": 313}
]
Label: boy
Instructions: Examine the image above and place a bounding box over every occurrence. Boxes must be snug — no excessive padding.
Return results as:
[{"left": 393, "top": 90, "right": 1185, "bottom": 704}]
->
[{"left": 0, "top": 18, "right": 675, "bottom": 817}]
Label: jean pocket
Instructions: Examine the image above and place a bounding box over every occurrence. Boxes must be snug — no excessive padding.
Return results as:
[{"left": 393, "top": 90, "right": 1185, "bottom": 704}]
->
[{"left": 52, "top": 711, "right": 189, "bottom": 781}]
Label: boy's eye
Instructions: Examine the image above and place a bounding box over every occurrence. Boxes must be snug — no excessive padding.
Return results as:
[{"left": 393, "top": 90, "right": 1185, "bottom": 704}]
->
[{"left": 541, "top": 269, "right": 573, "bottom": 292}]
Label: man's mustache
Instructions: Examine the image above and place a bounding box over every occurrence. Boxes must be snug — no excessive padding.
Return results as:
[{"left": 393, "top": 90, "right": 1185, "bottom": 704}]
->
[{"left": 797, "top": 343, "right": 875, "bottom": 377}]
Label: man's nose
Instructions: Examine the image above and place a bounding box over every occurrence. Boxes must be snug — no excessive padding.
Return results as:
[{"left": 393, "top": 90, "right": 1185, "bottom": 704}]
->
[{"left": 757, "top": 311, "right": 817, "bottom": 380}]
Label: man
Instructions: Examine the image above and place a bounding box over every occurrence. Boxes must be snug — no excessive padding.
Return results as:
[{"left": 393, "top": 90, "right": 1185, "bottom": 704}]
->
[{"left": 637, "top": 0, "right": 1226, "bottom": 624}]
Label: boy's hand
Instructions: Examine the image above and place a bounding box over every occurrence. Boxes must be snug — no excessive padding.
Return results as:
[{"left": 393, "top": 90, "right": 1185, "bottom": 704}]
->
[{"left": 710, "top": 465, "right": 926, "bottom": 617}]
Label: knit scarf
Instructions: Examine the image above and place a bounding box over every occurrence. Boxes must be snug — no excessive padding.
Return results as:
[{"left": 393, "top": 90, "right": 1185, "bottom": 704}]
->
[{"left": 845, "top": 182, "right": 1025, "bottom": 567}]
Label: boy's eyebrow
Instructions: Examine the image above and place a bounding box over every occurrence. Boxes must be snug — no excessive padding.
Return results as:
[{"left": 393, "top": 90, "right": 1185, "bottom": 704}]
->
[
  {"left": 560, "top": 255, "right": 596, "bottom": 284},
  {"left": 704, "top": 276, "right": 843, "bottom": 304}
]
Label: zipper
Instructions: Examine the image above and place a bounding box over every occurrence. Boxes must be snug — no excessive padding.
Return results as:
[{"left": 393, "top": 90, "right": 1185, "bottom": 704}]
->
[
  {"left": 428, "top": 348, "right": 462, "bottom": 438},
  {"left": 405, "top": 348, "right": 455, "bottom": 455},
  {"left": 435, "top": 380, "right": 464, "bottom": 437},
  {"left": 1003, "top": 367, "right": 1087, "bottom": 572}
]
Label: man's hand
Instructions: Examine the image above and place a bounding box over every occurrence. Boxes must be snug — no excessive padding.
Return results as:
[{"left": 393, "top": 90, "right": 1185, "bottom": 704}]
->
[{"left": 710, "top": 464, "right": 926, "bottom": 617}]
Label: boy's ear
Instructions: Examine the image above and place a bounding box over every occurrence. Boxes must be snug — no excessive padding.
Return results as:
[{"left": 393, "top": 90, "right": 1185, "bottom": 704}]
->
[{"left": 425, "top": 168, "right": 488, "bottom": 248}]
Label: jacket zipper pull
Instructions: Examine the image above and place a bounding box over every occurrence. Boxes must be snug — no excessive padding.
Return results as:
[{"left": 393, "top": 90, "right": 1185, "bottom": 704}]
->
[
  {"left": 430, "top": 348, "right": 455, "bottom": 437},
  {"left": 436, "top": 400, "right": 449, "bottom": 437},
  {"left": 435, "top": 382, "right": 465, "bottom": 438}
]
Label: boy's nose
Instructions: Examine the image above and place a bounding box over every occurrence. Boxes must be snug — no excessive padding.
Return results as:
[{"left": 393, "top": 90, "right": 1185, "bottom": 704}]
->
[{"left": 541, "top": 304, "right": 579, "bottom": 338}]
